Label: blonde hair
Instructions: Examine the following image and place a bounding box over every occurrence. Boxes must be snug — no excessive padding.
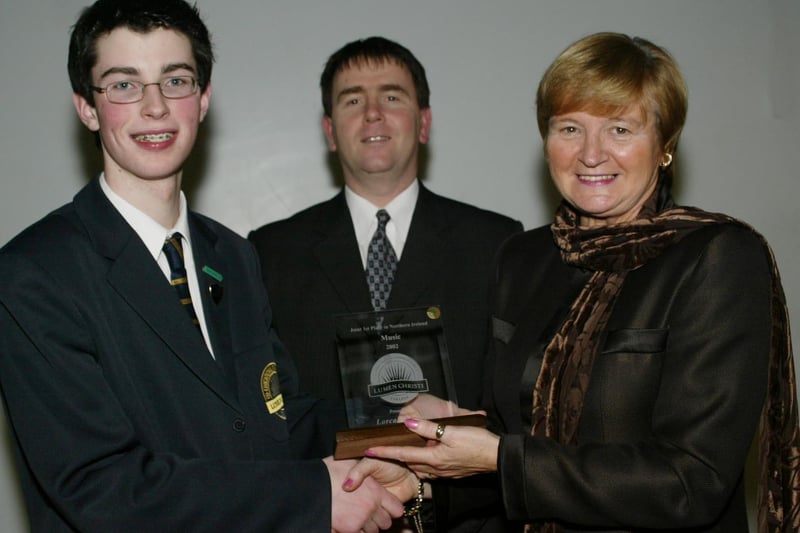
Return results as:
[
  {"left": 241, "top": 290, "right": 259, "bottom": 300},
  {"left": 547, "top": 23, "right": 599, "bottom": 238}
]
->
[{"left": 536, "top": 32, "right": 688, "bottom": 154}]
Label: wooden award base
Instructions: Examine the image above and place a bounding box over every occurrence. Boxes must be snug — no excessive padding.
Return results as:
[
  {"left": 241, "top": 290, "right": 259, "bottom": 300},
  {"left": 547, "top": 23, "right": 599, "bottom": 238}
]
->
[{"left": 334, "top": 413, "right": 486, "bottom": 460}]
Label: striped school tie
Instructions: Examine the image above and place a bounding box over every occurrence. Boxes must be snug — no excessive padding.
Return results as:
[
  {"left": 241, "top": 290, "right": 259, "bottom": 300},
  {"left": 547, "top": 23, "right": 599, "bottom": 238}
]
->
[{"left": 162, "top": 232, "right": 200, "bottom": 329}]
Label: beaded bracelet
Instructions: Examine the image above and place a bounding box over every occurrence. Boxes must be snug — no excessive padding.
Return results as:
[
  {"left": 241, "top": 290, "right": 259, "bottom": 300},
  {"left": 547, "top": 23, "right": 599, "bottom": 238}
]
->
[{"left": 403, "top": 480, "right": 425, "bottom": 533}]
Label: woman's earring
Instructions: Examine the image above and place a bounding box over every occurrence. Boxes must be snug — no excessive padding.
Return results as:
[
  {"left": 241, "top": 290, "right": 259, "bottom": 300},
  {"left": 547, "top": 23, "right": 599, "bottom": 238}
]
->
[{"left": 660, "top": 153, "right": 673, "bottom": 168}]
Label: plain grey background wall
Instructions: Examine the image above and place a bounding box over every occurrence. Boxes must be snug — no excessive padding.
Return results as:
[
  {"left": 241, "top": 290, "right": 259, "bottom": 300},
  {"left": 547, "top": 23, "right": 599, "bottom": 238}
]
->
[{"left": 0, "top": 0, "right": 797, "bottom": 530}]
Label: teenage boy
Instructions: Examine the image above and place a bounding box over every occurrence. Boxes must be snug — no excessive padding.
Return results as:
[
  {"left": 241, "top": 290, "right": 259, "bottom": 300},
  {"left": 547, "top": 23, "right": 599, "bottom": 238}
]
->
[{"left": 0, "top": 2, "right": 411, "bottom": 531}]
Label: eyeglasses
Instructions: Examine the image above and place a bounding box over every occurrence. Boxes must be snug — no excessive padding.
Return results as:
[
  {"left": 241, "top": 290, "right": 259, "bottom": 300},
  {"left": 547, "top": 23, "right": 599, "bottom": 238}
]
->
[{"left": 91, "top": 76, "right": 198, "bottom": 104}]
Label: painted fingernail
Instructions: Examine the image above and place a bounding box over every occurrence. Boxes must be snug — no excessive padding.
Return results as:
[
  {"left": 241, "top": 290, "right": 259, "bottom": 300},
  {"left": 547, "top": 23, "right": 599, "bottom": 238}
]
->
[
  {"left": 364, "top": 449, "right": 377, "bottom": 457},
  {"left": 405, "top": 418, "right": 419, "bottom": 429},
  {"left": 343, "top": 478, "right": 353, "bottom": 489}
]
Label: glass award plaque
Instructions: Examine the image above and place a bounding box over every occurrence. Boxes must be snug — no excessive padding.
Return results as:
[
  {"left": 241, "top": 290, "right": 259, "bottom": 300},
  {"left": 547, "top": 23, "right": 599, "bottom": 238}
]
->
[{"left": 334, "top": 305, "right": 457, "bottom": 429}]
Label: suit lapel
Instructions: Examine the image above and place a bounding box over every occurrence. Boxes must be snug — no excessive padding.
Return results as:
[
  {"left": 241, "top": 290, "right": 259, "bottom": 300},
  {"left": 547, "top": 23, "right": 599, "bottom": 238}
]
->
[
  {"left": 312, "top": 193, "right": 373, "bottom": 313},
  {"left": 74, "top": 180, "right": 240, "bottom": 411},
  {"left": 504, "top": 249, "right": 591, "bottom": 398},
  {"left": 187, "top": 216, "right": 237, "bottom": 381},
  {"left": 310, "top": 187, "right": 449, "bottom": 313},
  {"left": 388, "top": 185, "right": 447, "bottom": 309}
]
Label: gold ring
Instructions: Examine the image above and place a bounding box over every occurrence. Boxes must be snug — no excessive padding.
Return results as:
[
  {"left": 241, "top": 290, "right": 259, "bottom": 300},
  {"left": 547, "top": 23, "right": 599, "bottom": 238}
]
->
[{"left": 435, "top": 423, "right": 446, "bottom": 440}]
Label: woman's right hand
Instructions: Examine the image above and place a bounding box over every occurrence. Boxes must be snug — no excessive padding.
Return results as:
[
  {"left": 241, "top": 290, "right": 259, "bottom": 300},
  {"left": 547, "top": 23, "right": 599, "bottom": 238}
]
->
[{"left": 362, "top": 418, "right": 500, "bottom": 480}]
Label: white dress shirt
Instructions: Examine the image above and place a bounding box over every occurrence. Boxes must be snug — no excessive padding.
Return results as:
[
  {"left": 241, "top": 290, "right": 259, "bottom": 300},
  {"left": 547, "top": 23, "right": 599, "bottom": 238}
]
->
[
  {"left": 344, "top": 179, "right": 419, "bottom": 269},
  {"left": 99, "top": 174, "right": 214, "bottom": 357}
]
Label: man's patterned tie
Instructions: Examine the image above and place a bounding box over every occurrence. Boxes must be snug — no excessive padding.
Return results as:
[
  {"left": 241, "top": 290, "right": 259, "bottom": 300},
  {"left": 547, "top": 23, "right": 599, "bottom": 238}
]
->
[{"left": 365, "top": 209, "right": 397, "bottom": 311}]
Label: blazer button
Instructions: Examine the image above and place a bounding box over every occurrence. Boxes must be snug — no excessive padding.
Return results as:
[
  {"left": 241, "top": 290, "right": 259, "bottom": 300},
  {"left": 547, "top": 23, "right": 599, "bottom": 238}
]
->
[{"left": 232, "top": 418, "right": 247, "bottom": 432}]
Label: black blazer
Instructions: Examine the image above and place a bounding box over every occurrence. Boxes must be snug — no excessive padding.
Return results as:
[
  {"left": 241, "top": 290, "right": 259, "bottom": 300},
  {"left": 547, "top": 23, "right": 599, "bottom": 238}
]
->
[
  {"left": 248, "top": 184, "right": 522, "bottom": 425},
  {"left": 488, "top": 223, "right": 772, "bottom": 532},
  {"left": 0, "top": 179, "right": 333, "bottom": 532}
]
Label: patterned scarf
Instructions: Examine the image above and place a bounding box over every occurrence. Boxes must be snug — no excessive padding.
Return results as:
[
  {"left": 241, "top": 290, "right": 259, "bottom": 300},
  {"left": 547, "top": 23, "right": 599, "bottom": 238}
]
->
[{"left": 527, "top": 189, "right": 800, "bottom": 532}]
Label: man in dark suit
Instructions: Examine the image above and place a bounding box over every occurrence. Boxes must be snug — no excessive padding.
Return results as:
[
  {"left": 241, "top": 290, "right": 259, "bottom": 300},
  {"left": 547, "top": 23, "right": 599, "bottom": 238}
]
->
[
  {"left": 248, "top": 37, "right": 522, "bottom": 531},
  {"left": 0, "top": 2, "right": 409, "bottom": 531}
]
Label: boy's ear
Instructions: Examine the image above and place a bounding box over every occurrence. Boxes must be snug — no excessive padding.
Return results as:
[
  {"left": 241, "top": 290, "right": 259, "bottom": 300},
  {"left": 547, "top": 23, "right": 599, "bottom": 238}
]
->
[
  {"left": 199, "top": 82, "right": 211, "bottom": 123},
  {"left": 73, "top": 93, "right": 100, "bottom": 132}
]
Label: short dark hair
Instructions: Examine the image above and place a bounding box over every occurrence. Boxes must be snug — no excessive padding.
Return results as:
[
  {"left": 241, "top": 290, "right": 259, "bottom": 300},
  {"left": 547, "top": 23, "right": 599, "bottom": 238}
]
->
[
  {"left": 68, "top": 0, "right": 214, "bottom": 105},
  {"left": 320, "top": 36, "right": 430, "bottom": 116}
]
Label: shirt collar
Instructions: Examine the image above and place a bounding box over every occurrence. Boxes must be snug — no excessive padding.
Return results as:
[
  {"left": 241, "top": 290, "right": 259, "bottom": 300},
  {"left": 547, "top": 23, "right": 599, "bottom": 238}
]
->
[
  {"left": 99, "top": 173, "right": 191, "bottom": 260},
  {"left": 344, "top": 179, "right": 419, "bottom": 262}
]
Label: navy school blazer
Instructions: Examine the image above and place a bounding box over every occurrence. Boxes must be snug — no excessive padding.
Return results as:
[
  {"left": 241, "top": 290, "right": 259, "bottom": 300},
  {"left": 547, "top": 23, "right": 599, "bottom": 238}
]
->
[{"left": 0, "top": 179, "right": 335, "bottom": 532}]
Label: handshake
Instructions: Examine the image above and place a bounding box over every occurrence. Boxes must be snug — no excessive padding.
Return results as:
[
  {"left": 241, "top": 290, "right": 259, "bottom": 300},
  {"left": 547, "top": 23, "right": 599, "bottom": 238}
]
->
[{"left": 325, "top": 395, "right": 500, "bottom": 533}]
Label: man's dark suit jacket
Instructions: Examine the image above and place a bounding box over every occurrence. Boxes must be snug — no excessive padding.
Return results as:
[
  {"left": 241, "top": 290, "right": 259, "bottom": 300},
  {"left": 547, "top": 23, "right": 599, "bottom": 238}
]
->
[
  {"left": 249, "top": 184, "right": 521, "bottom": 530},
  {"left": 0, "top": 179, "right": 333, "bottom": 532},
  {"left": 489, "top": 223, "right": 772, "bottom": 532},
  {"left": 248, "top": 184, "right": 522, "bottom": 424}
]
